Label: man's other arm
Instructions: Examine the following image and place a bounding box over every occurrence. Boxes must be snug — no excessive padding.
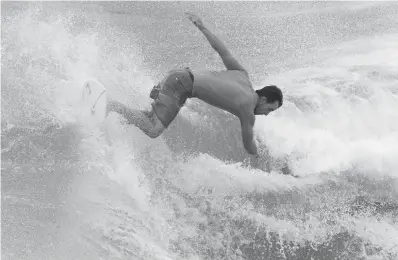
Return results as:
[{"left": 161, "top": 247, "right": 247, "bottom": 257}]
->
[{"left": 240, "top": 113, "right": 258, "bottom": 155}]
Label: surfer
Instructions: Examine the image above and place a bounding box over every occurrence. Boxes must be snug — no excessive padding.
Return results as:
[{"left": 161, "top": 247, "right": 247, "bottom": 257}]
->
[{"left": 108, "top": 12, "right": 283, "bottom": 157}]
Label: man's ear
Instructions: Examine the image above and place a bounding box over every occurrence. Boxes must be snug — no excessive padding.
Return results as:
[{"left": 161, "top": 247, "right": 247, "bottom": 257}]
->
[{"left": 260, "top": 96, "right": 267, "bottom": 104}]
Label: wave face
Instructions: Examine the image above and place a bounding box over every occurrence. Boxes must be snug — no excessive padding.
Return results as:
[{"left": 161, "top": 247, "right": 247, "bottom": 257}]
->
[{"left": 2, "top": 2, "right": 398, "bottom": 260}]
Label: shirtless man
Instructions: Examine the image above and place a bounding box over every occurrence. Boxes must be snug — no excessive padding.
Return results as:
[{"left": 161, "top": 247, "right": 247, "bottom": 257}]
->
[{"left": 108, "top": 12, "right": 283, "bottom": 156}]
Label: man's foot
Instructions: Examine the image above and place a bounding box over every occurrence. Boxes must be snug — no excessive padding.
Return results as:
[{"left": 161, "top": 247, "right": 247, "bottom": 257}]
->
[{"left": 150, "top": 84, "right": 161, "bottom": 100}]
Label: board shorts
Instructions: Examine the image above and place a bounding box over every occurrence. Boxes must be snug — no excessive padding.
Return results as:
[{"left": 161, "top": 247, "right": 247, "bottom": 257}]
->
[{"left": 150, "top": 67, "right": 194, "bottom": 128}]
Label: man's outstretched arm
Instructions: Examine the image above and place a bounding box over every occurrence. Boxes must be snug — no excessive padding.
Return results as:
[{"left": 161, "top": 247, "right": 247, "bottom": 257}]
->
[
  {"left": 186, "top": 12, "right": 246, "bottom": 73},
  {"left": 240, "top": 113, "right": 258, "bottom": 155}
]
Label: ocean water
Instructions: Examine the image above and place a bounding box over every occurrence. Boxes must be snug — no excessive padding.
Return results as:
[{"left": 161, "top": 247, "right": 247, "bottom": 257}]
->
[{"left": 2, "top": 2, "right": 398, "bottom": 260}]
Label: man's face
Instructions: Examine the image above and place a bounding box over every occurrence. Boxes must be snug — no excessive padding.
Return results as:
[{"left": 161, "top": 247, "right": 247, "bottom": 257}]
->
[{"left": 254, "top": 100, "right": 280, "bottom": 116}]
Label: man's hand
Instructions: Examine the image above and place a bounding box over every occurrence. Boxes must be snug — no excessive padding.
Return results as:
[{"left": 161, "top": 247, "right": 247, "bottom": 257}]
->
[
  {"left": 242, "top": 140, "right": 274, "bottom": 172},
  {"left": 243, "top": 154, "right": 262, "bottom": 170},
  {"left": 185, "top": 12, "right": 205, "bottom": 30}
]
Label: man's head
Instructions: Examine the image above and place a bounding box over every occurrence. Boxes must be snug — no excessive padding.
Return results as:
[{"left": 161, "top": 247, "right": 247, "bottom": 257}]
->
[{"left": 254, "top": 85, "right": 283, "bottom": 115}]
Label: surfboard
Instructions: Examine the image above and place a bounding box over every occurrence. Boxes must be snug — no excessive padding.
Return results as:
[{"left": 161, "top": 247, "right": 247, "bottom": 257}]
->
[{"left": 81, "top": 79, "right": 108, "bottom": 126}]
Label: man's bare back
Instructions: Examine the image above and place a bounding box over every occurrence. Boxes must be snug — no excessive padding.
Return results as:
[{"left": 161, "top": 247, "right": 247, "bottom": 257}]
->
[{"left": 192, "top": 70, "right": 256, "bottom": 117}]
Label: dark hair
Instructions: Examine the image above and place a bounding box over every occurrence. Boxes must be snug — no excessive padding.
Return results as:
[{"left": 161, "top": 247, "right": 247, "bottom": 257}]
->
[{"left": 256, "top": 85, "right": 283, "bottom": 107}]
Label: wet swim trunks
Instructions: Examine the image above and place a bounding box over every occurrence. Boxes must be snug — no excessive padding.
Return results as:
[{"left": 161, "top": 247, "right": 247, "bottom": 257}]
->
[{"left": 151, "top": 67, "right": 194, "bottom": 127}]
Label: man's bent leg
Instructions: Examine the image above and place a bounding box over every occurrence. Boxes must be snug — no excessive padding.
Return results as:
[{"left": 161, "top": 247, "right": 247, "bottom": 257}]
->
[
  {"left": 150, "top": 68, "right": 193, "bottom": 128},
  {"left": 107, "top": 100, "right": 165, "bottom": 138}
]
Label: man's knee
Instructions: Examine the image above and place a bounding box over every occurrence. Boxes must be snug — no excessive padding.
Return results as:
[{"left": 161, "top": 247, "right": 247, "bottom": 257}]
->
[
  {"left": 147, "top": 112, "right": 165, "bottom": 138},
  {"left": 148, "top": 126, "right": 164, "bottom": 138}
]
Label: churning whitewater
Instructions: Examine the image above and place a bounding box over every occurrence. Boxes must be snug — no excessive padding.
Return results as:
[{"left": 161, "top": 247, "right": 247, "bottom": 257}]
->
[{"left": 2, "top": 2, "right": 398, "bottom": 260}]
